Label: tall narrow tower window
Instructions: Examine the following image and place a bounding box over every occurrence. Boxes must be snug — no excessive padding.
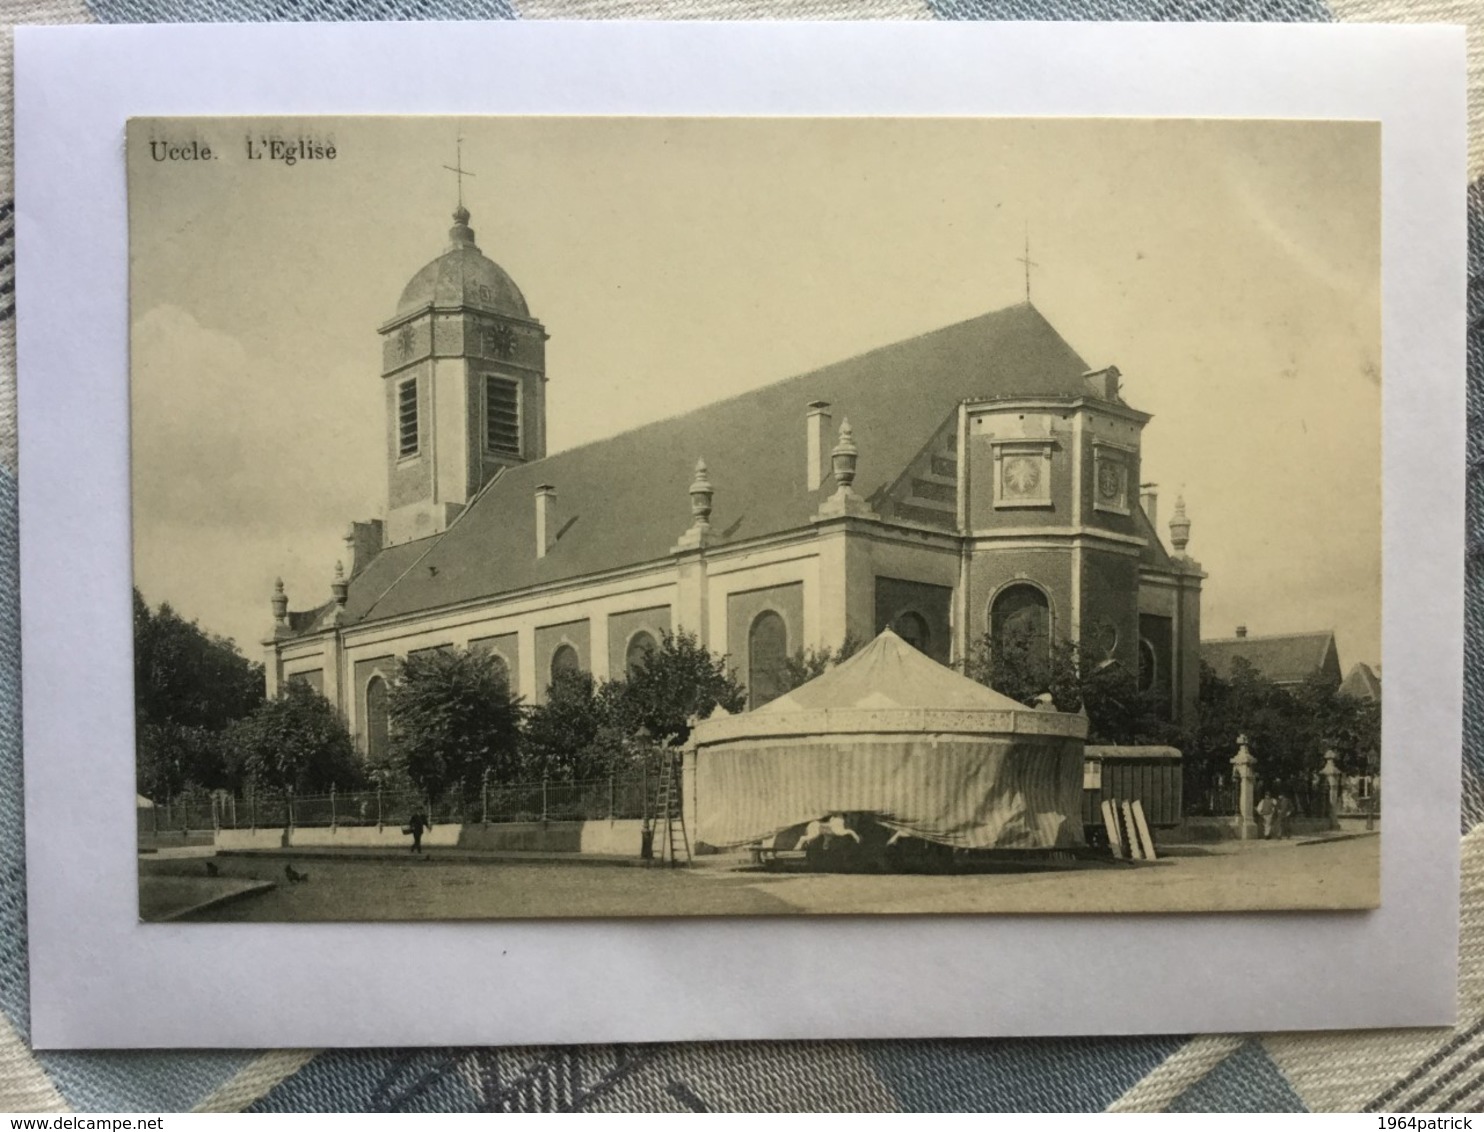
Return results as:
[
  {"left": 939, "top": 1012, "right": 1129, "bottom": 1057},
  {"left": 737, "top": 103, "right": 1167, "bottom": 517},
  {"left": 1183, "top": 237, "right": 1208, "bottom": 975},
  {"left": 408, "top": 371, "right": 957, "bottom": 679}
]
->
[
  {"left": 486, "top": 375, "right": 521, "bottom": 456},
  {"left": 397, "top": 378, "right": 419, "bottom": 458}
]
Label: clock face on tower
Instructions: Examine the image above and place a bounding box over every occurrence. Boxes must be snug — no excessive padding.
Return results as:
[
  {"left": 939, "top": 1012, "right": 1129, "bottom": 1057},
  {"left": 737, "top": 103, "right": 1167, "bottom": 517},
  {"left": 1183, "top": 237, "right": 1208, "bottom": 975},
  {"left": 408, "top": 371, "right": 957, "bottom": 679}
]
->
[
  {"left": 1003, "top": 455, "right": 1042, "bottom": 497},
  {"left": 484, "top": 324, "right": 517, "bottom": 359}
]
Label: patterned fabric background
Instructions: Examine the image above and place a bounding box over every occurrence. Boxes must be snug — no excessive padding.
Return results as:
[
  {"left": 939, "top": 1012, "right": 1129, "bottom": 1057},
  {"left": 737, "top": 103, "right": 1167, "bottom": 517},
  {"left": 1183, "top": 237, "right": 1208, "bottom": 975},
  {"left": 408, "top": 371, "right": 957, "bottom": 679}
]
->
[{"left": 1, "top": 0, "right": 1481, "bottom": 1113}]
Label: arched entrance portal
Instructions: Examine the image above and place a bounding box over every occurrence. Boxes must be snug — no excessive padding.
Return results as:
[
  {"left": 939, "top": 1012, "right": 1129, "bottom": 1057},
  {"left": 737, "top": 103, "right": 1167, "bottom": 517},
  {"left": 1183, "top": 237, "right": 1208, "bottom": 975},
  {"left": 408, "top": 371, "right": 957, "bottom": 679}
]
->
[{"left": 991, "top": 584, "right": 1051, "bottom": 656}]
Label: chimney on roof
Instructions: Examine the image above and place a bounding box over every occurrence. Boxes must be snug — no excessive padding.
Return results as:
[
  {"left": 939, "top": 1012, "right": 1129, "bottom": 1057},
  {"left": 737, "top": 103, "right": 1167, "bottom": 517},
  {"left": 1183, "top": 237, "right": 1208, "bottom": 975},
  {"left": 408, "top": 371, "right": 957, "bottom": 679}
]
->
[
  {"left": 1140, "top": 483, "right": 1158, "bottom": 530},
  {"left": 807, "top": 401, "right": 833, "bottom": 491},
  {"left": 343, "top": 519, "right": 384, "bottom": 577},
  {"left": 535, "top": 484, "right": 556, "bottom": 559},
  {"left": 1083, "top": 365, "right": 1122, "bottom": 401},
  {"left": 1236, "top": 625, "right": 1248, "bottom": 639}
]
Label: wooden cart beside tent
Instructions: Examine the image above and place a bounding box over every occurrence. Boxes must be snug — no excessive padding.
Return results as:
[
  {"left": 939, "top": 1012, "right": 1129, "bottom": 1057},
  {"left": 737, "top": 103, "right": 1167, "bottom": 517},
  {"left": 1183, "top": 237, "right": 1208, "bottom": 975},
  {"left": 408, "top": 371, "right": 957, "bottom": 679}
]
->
[{"left": 1081, "top": 746, "right": 1183, "bottom": 838}]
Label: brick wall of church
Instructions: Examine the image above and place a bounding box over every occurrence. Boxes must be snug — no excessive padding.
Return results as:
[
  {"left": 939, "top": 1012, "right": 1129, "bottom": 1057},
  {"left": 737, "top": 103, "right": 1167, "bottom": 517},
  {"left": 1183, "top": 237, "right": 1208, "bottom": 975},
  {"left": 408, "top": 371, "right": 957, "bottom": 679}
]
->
[
  {"left": 1080, "top": 547, "right": 1142, "bottom": 669},
  {"left": 873, "top": 577, "right": 952, "bottom": 664},
  {"left": 965, "top": 410, "right": 1077, "bottom": 530}
]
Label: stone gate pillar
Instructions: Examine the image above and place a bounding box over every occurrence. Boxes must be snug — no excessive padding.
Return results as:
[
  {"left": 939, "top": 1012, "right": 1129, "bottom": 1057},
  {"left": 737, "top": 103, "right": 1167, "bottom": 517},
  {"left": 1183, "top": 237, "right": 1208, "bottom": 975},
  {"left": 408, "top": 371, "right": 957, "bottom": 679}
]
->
[
  {"left": 1230, "top": 734, "right": 1259, "bottom": 840},
  {"left": 1321, "top": 750, "right": 1344, "bottom": 829}
]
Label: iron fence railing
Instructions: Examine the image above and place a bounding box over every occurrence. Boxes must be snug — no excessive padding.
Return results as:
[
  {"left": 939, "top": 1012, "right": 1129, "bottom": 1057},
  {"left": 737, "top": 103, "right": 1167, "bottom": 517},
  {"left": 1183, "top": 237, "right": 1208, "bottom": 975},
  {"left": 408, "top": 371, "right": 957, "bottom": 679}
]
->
[{"left": 141, "top": 773, "right": 662, "bottom": 832}]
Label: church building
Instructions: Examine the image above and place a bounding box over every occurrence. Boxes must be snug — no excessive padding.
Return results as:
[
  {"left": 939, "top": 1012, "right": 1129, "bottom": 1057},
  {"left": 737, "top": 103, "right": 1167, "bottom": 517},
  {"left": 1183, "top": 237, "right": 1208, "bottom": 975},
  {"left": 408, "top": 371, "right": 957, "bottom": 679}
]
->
[{"left": 264, "top": 203, "right": 1206, "bottom": 762}]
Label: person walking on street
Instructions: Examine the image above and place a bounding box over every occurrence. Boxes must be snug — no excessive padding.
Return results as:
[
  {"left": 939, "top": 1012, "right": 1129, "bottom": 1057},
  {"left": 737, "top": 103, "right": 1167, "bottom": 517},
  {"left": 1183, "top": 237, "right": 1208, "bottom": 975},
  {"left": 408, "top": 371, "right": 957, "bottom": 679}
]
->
[{"left": 407, "top": 810, "right": 428, "bottom": 854}]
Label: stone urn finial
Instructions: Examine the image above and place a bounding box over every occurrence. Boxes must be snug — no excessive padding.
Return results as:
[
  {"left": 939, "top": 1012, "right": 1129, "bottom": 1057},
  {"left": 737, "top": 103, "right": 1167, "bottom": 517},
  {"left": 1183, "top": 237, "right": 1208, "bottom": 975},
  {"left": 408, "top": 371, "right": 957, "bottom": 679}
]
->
[
  {"left": 1169, "top": 494, "right": 1191, "bottom": 555},
  {"left": 331, "top": 560, "right": 349, "bottom": 607},
  {"left": 689, "top": 457, "right": 713, "bottom": 528},
  {"left": 270, "top": 577, "right": 289, "bottom": 625},
  {"left": 831, "top": 419, "right": 858, "bottom": 491}
]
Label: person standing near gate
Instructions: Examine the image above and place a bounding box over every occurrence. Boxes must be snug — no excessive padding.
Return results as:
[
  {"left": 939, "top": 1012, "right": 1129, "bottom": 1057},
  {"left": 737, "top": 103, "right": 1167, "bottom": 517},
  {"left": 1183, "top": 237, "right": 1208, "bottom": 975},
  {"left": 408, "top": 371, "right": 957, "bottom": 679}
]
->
[
  {"left": 1275, "top": 793, "right": 1295, "bottom": 840},
  {"left": 1257, "top": 791, "right": 1277, "bottom": 839}
]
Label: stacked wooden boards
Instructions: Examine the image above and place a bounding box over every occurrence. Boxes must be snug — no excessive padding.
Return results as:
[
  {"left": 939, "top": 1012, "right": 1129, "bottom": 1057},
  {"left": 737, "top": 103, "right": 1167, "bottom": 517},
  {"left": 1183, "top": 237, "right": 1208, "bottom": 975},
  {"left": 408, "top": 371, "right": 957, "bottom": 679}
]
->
[{"left": 1100, "top": 798, "right": 1157, "bottom": 860}]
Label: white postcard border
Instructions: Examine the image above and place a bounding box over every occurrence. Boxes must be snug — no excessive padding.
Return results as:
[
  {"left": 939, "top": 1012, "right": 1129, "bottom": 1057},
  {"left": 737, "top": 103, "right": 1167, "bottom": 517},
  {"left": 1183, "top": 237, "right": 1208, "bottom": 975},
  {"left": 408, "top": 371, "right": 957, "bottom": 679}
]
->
[{"left": 15, "top": 20, "right": 1465, "bottom": 1048}]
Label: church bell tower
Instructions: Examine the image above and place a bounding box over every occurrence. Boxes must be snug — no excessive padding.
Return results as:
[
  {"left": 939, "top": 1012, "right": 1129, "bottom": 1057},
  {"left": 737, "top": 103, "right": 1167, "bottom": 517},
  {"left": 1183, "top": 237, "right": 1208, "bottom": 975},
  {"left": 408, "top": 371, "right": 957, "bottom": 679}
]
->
[{"left": 378, "top": 200, "right": 548, "bottom": 547}]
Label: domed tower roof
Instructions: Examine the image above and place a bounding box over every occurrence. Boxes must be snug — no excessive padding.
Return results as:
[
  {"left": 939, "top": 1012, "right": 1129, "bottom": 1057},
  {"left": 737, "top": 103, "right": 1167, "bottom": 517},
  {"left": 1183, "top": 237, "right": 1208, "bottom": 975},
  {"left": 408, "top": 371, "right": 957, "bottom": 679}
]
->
[{"left": 395, "top": 206, "right": 530, "bottom": 320}]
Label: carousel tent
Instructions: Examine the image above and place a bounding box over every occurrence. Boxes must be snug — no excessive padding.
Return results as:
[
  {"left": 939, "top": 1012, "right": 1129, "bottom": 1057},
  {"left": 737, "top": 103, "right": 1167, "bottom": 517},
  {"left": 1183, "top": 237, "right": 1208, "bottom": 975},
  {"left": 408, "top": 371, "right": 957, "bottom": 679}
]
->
[{"left": 691, "top": 629, "right": 1088, "bottom": 850}]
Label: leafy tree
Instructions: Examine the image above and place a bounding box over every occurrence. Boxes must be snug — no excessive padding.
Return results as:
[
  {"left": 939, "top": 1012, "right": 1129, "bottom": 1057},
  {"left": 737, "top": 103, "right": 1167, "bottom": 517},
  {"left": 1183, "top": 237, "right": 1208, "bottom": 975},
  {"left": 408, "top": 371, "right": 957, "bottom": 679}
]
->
[
  {"left": 964, "top": 627, "right": 1184, "bottom": 747},
  {"left": 777, "top": 634, "right": 862, "bottom": 694},
  {"left": 521, "top": 632, "right": 745, "bottom": 780},
  {"left": 136, "top": 721, "right": 223, "bottom": 799},
  {"left": 133, "top": 589, "right": 265, "bottom": 797},
  {"left": 1187, "top": 659, "right": 1381, "bottom": 808},
  {"left": 134, "top": 589, "right": 263, "bottom": 732},
  {"left": 386, "top": 647, "right": 524, "bottom": 802},
  {"left": 521, "top": 668, "right": 630, "bottom": 781},
  {"left": 224, "top": 680, "right": 362, "bottom": 796},
  {"left": 616, "top": 630, "right": 746, "bottom": 746}
]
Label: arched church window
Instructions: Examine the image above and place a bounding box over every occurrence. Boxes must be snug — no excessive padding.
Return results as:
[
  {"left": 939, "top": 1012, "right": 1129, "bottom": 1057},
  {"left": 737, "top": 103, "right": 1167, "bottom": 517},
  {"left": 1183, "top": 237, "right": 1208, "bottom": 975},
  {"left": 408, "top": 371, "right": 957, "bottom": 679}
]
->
[
  {"left": 365, "top": 675, "right": 389, "bottom": 761},
  {"left": 550, "top": 643, "right": 581, "bottom": 684},
  {"left": 894, "top": 611, "right": 930, "bottom": 655},
  {"left": 625, "top": 631, "right": 658, "bottom": 680},
  {"left": 488, "top": 651, "right": 510, "bottom": 690},
  {"left": 1138, "top": 639, "right": 1158, "bottom": 693},
  {"left": 991, "top": 584, "right": 1051, "bottom": 657},
  {"left": 748, "top": 610, "right": 789, "bottom": 709}
]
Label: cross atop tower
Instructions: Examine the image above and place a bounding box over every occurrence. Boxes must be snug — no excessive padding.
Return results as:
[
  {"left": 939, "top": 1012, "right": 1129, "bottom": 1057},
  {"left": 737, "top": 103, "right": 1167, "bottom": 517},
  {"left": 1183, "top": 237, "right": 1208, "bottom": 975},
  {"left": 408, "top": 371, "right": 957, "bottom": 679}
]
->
[
  {"left": 1015, "top": 226, "right": 1038, "bottom": 303},
  {"left": 443, "top": 137, "right": 476, "bottom": 210}
]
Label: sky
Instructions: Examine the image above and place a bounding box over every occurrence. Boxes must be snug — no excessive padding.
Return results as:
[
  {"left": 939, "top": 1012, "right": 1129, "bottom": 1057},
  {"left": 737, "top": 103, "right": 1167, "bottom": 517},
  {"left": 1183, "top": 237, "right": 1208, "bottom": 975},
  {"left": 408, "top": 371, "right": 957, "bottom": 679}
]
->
[{"left": 128, "top": 115, "right": 1381, "bottom": 669}]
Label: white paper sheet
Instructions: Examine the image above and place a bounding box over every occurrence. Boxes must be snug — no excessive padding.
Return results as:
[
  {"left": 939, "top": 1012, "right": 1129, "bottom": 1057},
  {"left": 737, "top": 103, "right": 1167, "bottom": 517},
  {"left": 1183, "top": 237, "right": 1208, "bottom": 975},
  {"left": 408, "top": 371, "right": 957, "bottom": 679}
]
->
[{"left": 15, "top": 19, "right": 1465, "bottom": 1048}]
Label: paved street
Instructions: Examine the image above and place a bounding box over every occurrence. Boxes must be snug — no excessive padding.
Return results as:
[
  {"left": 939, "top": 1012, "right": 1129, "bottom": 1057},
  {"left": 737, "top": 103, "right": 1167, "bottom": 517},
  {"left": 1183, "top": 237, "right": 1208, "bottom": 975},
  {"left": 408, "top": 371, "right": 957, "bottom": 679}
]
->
[{"left": 139, "top": 834, "right": 1379, "bottom": 921}]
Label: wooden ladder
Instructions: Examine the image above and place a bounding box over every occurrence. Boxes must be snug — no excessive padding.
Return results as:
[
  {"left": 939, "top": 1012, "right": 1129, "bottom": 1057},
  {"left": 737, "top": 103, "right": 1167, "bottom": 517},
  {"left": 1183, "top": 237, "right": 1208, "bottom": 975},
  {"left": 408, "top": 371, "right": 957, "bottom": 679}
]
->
[{"left": 650, "top": 752, "right": 691, "bottom": 867}]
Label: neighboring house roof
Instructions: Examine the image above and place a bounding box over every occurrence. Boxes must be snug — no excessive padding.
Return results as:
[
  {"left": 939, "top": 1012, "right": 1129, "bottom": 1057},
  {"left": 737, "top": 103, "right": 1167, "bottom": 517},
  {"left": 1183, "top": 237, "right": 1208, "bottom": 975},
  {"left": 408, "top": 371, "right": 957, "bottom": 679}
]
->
[
  {"left": 1340, "top": 661, "right": 1381, "bottom": 702},
  {"left": 310, "top": 302, "right": 1105, "bottom": 631},
  {"left": 1201, "top": 630, "right": 1342, "bottom": 687}
]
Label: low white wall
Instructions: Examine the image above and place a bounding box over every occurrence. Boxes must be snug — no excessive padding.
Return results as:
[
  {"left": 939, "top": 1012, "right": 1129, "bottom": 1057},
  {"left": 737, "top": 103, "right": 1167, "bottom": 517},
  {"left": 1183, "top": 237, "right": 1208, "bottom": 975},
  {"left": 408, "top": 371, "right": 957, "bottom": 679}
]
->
[
  {"left": 578, "top": 819, "right": 646, "bottom": 857},
  {"left": 216, "top": 828, "right": 286, "bottom": 850},
  {"left": 290, "top": 824, "right": 462, "bottom": 848},
  {"left": 217, "top": 821, "right": 644, "bottom": 855}
]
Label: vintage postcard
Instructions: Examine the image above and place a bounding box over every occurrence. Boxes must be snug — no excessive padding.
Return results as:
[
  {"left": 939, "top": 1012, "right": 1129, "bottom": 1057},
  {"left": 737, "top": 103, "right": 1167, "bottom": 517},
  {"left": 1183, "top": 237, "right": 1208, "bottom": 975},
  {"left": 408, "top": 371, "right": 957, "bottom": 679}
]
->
[{"left": 129, "top": 114, "right": 1382, "bottom": 921}]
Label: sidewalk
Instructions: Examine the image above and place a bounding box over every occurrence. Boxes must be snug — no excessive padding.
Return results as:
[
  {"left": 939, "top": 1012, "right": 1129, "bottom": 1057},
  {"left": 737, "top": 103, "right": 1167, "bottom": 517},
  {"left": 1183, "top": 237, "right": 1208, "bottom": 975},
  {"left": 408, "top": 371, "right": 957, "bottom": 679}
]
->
[{"left": 212, "top": 844, "right": 729, "bottom": 868}]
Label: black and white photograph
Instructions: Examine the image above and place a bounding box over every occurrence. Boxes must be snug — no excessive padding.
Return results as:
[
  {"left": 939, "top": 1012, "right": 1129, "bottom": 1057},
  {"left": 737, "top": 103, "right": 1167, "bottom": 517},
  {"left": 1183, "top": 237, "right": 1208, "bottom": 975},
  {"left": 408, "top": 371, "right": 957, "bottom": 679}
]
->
[{"left": 128, "top": 115, "right": 1382, "bottom": 921}]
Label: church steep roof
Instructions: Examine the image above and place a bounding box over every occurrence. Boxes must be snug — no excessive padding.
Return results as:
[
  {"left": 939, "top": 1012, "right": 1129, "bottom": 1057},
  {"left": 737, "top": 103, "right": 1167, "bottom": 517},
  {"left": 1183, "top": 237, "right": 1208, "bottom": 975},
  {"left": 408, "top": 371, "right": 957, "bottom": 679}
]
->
[
  {"left": 335, "top": 302, "right": 1093, "bottom": 628},
  {"left": 1201, "top": 630, "right": 1341, "bottom": 687}
]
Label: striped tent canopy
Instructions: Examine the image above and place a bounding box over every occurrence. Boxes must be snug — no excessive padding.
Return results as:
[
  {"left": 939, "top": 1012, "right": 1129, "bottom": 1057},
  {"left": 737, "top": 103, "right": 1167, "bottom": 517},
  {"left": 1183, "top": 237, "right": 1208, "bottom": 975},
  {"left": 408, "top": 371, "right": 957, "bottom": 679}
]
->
[
  {"left": 755, "top": 629, "right": 1029, "bottom": 715},
  {"left": 692, "top": 630, "right": 1088, "bottom": 851}
]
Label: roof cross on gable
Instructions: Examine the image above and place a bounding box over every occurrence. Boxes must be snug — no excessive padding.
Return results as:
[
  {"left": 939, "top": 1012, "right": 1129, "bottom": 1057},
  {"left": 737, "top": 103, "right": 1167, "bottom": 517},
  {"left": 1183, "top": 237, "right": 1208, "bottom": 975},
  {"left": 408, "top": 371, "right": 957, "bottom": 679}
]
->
[{"left": 1015, "top": 227, "right": 1039, "bottom": 303}]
